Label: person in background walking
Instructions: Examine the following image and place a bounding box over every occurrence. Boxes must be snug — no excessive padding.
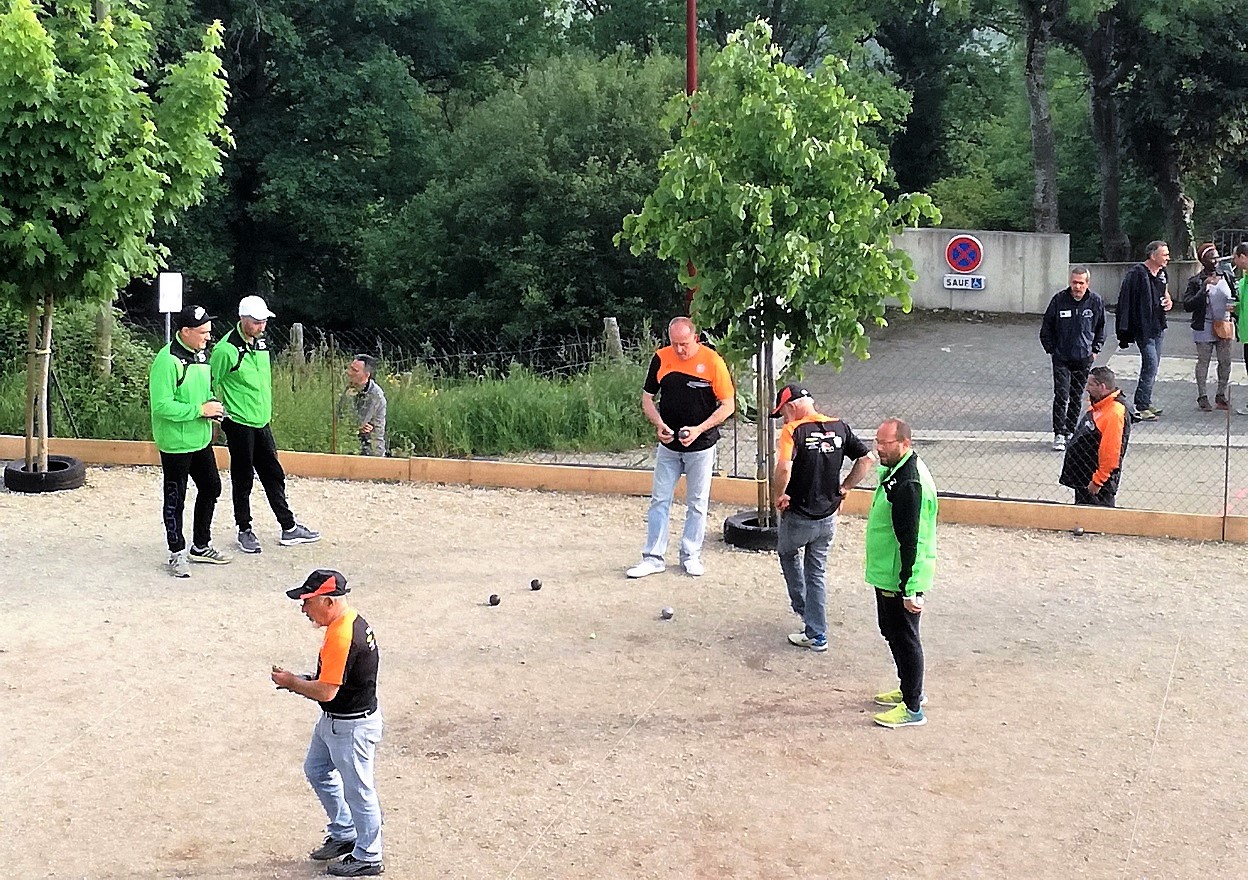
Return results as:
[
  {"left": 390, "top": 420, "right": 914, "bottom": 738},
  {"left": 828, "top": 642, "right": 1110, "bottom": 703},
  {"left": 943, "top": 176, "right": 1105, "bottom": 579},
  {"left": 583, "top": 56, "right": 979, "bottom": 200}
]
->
[
  {"left": 1115, "top": 241, "right": 1172, "bottom": 421},
  {"left": 1187, "top": 243, "right": 1235, "bottom": 412},
  {"left": 1040, "top": 266, "right": 1105, "bottom": 451},
  {"left": 211, "top": 295, "right": 321, "bottom": 554},
  {"left": 148, "top": 305, "right": 230, "bottom": 577},
  {"left": 1059, "top": 366, "right": 1131, "bottom": 507}
]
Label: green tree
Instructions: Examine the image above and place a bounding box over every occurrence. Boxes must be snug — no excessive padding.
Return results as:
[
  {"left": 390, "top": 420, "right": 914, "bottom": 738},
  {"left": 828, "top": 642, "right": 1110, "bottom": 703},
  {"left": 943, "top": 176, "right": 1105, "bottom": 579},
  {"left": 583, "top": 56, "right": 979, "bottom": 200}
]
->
[
  {"left": 359, "top": 50, "right": 685, "bottom": 341},
  {"left": 0, "top": 0, "right": 229, "bottom": 472},
  {"left": 618, "top": 19, "right": 939, "bottom": 521}
]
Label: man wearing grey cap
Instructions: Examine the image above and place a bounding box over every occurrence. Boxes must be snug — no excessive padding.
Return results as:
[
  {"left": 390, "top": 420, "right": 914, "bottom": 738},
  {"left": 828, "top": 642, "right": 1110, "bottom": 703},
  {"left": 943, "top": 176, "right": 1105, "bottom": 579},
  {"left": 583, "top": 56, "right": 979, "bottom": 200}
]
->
[
  {"left": 148, "top": 305, "right": 231, "bottom": 577},
  {"left": 272, "top": 569, "right": 384, "bottom": 877},
  {"left": 211, "top": 295, "right": 320, "bottom": 554},
  {"left": 770, "top": 383, "right": 872, "bottom": 652}
]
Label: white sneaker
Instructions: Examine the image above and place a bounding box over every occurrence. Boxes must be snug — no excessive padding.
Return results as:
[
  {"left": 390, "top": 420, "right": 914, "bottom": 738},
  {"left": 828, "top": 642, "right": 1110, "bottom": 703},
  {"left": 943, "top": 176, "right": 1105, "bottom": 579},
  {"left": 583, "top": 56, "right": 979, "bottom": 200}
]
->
[
  {"left": 626, "top": 558, "right": 666, "bottom": 578},
  {"left": 1051, "top": 434, "right": 1066, "bottom": 452},
  {"left": 682, "top": 557, "right": 705, "bottom": 577},
  {"left": 167, "top": 549, "right": 190, "bottom": 578}
]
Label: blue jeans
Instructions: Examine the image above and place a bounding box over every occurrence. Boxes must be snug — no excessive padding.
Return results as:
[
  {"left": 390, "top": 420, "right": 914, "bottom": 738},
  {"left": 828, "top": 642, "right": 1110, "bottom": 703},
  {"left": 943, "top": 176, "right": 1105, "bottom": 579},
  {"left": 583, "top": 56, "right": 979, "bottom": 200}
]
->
[
  {"left": 777, "top": 512, "right": 837, "bottom": 641},
  {"left": 304, "top": 711, "right": 385, "bottom": 863},
  {"left": 641, "top": 445, "right": 716, "bottom": 564},
  {"left": 1134, "top": 333, "right": 1164, "bottom": 412}
]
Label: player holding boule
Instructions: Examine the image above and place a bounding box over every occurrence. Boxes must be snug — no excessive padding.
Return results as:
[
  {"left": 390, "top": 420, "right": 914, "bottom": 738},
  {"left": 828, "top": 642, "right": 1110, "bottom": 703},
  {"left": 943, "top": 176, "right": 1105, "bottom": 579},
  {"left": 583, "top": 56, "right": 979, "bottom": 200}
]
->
[
  {"left": 272, "top": 570, "right": 385, "bottom": 876},
  {"left": 148, "top": 305, "right": 231, "bottom": 578}
]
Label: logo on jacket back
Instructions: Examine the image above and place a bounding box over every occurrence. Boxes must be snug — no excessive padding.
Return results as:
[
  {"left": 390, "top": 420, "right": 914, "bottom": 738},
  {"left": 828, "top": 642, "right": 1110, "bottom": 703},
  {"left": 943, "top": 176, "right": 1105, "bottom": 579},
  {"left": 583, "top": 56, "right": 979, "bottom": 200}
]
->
[{"left": 805, "top": 431, "right": 842, "bottom": 453}]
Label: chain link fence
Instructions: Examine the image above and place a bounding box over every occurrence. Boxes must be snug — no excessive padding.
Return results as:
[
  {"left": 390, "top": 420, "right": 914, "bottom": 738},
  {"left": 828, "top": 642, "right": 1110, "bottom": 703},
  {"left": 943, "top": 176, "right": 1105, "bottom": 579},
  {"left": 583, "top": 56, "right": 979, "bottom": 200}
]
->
[{"left": 7, "top": 309, "right": 1246, "bottom": 517}]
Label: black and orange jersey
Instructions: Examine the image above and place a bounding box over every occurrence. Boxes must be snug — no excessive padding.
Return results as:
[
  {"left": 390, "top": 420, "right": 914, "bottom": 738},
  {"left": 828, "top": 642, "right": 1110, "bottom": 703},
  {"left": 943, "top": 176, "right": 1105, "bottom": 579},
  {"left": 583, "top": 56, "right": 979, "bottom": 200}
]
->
[
  {"left": 643, "top": 344, "right": 734, "bottom": 452},
  {"left": 777, "top": 413, "right": 870, "bottom": 519},
  {"left": 315, "top": 607, "right": 380, "bottom": 716}
]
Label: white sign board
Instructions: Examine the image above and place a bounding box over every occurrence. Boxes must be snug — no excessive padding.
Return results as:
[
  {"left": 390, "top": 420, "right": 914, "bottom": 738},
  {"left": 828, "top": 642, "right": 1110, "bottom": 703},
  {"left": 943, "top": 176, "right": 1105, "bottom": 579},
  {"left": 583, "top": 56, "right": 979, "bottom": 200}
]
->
[
  {"left": 157, "top": 272, "right": 184, "bottom": 313},
  {"left": 943, "top": 274, "right": 985, "bottom": 290}
]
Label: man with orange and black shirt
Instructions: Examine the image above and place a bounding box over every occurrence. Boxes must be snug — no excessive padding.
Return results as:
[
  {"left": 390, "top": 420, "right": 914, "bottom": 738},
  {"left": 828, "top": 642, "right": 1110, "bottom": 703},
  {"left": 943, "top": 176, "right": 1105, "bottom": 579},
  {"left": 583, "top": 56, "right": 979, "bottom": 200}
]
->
[
  {"left": 771, "top": 384, "right": 873, "bottom": 652},
  {"left": 272, "top": 570, "right": 384, "bottom": 877},
  {"left": 626, "top": 317, "right": 735, "bottom": 578},
  {"left": 1060, "top": 366, "right": 1131, "bottom": 507}
]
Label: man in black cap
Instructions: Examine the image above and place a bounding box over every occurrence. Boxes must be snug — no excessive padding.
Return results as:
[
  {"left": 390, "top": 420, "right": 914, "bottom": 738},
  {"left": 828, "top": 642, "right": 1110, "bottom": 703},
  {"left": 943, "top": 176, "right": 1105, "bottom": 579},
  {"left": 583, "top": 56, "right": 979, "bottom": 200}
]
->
[
  {"left": 147, "top": 305, "right": 230, "bottom": 578},
  {"left": 272, "top": 570, "right": 384, "bottom": 877},
  {"left": 770, "top": 383, "right": 872, "bottom": 652}
]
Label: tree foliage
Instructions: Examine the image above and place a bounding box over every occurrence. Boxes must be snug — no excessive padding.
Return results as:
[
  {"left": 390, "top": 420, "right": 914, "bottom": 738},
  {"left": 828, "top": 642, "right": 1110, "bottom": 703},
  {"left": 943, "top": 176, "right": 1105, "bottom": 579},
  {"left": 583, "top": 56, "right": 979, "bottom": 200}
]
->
[
  {"left": 0, "top": 0, "right": 230, "bottom": 307},
  {"left": 618, "top": 20, "right": 940, "bottom": 372}
]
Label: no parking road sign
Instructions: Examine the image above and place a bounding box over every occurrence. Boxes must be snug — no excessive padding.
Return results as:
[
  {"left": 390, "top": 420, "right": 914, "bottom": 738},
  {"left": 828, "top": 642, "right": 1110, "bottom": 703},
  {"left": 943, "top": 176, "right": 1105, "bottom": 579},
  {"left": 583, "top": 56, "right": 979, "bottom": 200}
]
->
[{"left": 945, "top": 235, "right": 984, "bottom": 273}]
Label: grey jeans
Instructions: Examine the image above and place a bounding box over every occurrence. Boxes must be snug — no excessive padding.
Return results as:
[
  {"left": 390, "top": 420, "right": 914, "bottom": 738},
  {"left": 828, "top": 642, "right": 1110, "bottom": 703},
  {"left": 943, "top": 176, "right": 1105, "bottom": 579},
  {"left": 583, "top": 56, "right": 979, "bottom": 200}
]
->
[
  {"left": 1195, "top": 339, "right": 1232, "bottom": 401},
  {"left": 777, "top": 512, "right": 837, "bottom": 641}
]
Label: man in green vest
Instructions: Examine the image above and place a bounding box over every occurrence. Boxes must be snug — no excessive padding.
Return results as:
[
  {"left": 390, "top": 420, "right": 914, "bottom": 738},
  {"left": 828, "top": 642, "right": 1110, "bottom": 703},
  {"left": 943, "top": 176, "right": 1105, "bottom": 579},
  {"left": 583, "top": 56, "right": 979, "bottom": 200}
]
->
[
  {"left": 211, "top": 295, "right": 320, "bottom": 554},
  {"left": 1234, "top": 242, "right": 1248, "bottom": 415},
  {"left": 148, "top": 305, "right": 231, "bottom": 578},
  {"left": 865, "top": 418, "right": 938, "bottom": 729}
]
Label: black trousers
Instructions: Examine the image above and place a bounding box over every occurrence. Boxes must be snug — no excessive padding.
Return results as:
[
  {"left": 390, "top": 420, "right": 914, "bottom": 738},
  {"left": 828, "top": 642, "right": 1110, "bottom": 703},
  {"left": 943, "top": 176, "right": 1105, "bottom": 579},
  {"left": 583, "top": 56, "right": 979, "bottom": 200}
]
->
[
  {"left": 1052, "top": 356, "right": 1093, "bottom": 436},
  {"left": 160, "top": 446, "right": 221, "bottom": 552},
  {"left": 221, "top": 419, "right": 295, "bottom": 532},
  {"left": 876, "top": 589, "right": 925, "bottom": 713}
]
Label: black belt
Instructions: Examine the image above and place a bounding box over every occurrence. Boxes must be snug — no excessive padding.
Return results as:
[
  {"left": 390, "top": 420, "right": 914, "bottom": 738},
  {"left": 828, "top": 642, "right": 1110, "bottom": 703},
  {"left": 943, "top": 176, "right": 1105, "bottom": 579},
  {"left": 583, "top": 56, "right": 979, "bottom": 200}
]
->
[{"left": 325, "top": 708, "right": 376, "bottom": 720}]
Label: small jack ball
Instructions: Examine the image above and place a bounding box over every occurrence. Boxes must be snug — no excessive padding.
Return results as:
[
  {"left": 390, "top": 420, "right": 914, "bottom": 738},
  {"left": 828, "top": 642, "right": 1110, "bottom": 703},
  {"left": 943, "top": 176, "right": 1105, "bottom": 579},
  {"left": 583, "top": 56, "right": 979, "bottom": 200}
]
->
[
  {"left": 1072, "top": 527, "right": 1085, "bottom": 537},
  {"left": 489, "top": 594, "right": 501, "bottom": 606},
  {"left": 660, "top": 607, "right": 675, "bottom": 620},
  {"left": 530, "top": 579, "right": 542, "bottom": 591},
  {"left": 678, "top": 428, "right": 691, "bottom": 439}
]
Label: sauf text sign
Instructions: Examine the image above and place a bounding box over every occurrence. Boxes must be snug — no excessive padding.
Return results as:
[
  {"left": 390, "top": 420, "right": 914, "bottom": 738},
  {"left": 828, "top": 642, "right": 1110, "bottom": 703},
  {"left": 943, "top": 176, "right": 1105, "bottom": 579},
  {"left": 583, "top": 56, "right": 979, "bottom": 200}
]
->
[{"left": 943, "top": 274, "right": 986, "bottom": 290}]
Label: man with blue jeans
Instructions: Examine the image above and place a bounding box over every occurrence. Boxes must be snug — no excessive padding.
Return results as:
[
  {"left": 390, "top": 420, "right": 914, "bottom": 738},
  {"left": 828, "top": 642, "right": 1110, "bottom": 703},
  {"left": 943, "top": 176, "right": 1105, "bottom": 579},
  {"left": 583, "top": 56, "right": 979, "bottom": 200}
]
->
[
  {"left": 1115, "top": 241, "right": 1172, "bottom": 421},
  {"left": 771, "top": 384, "right": 872, "bottom": 652},
  {"left": 627, "top": 317, "right": 735, "bottom": 578},
  {"left": 272, "top": 570, "right": 384, "bottom": 877}
]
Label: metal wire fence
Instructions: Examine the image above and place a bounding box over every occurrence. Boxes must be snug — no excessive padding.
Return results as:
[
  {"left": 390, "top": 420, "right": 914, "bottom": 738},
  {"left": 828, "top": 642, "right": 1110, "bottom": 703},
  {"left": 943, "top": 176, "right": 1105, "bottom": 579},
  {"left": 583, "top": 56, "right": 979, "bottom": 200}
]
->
[{"left": 8, "top": 309, "right": 1247, "bottom": 517}]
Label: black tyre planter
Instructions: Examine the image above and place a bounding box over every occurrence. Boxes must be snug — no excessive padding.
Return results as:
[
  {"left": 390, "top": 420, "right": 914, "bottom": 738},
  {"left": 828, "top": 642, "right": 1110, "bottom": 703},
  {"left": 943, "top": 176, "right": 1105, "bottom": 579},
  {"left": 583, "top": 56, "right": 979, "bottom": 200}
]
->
[
  {"left": 4, "top": 455, "right": 87, "bottom": 493},
  {"left": 723, "top": 510, "right": 778, "bottom": 551}
]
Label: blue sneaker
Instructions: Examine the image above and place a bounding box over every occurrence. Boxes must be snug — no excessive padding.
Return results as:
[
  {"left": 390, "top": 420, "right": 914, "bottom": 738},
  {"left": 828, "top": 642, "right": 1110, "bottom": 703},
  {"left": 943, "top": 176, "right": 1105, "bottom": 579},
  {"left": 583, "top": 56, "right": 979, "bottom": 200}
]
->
[
  {"left": 787, "top": 632, "right": 827, "bottom": 652},
  {"left": 873, "top": 703, "right": 926, "bottom": 728}
]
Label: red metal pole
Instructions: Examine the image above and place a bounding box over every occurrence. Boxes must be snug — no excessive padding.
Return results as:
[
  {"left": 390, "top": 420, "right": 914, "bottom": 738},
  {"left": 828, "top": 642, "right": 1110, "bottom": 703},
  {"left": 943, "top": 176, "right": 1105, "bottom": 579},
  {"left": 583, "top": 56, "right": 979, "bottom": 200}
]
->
[{"left": 685, "top": 0, "right": 697, "bottom": 313}]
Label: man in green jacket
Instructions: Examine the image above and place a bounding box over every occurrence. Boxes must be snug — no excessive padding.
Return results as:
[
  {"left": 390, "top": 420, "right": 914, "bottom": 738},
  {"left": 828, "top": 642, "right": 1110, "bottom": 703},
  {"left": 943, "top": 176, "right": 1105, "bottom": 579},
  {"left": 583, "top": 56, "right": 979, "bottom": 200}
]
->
[
  {"left": 865, "top": 418, "right": 938, "bottom": 729},
  {"left": 148, "top": 305, "right": 231, "bottom": 578},
  {"left": 211, "top": 295, "right": 320, "bottom": 554}
]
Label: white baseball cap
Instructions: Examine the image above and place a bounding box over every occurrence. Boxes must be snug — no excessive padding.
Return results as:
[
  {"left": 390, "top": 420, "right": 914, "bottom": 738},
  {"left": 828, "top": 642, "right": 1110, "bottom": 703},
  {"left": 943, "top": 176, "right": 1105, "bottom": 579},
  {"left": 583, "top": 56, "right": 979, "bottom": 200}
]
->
[{"left": 238, "top": 295, "right": 275, "bottom": 320}]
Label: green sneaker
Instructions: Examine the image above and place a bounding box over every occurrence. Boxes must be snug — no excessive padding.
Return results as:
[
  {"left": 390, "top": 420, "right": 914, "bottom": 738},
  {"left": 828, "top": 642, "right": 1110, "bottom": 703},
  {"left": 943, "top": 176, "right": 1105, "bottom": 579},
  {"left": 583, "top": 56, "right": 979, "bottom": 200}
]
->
[
  {"left": 873, "top": 703, "right": 926, "bottom": 728},
  {"left": 873, "top": 688, "right": 928, "bottom": 708}
]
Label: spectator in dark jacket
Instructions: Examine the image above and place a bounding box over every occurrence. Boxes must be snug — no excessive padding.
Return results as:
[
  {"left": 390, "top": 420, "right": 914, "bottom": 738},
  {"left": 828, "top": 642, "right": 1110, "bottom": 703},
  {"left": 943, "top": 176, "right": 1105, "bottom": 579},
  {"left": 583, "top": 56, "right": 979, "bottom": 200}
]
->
[
  {"left": 1114, "top": 241, "right": 1172, "bottom": 420},
  {"left": 1040, "top": 267, "right": 1105, "bottom": 451}
]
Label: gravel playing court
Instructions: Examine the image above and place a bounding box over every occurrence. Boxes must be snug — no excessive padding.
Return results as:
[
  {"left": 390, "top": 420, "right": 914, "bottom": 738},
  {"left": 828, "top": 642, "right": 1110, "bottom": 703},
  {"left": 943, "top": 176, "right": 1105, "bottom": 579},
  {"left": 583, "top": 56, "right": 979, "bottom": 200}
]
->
[{"left": 3, "top": 466, "right": 1245, "bottom": 878}]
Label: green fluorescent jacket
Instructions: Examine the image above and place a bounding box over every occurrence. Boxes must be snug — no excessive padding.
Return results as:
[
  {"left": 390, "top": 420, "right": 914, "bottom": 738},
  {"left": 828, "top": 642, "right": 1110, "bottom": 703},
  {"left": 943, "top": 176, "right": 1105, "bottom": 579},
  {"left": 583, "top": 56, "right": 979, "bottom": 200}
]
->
[
  {"left": 210, "top": 324, "right": 272, "bottom": 428},
  {"left": 149, "top": 338, "right": 213, "bottom": 454},
  {"left": 864, "top": 450, "right": 939, "bottom": 596}
]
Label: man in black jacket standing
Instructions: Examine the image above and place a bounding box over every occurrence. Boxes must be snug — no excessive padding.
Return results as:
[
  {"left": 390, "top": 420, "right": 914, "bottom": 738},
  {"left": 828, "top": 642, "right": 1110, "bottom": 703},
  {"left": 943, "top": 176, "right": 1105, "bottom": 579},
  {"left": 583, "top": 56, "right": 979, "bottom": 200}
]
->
[
  {"left": 1115, "top": 241, "right": 1172, "bottom": 421},
  {"left": 1040, "top": 266, "right": 1105, "bottom": 451}
]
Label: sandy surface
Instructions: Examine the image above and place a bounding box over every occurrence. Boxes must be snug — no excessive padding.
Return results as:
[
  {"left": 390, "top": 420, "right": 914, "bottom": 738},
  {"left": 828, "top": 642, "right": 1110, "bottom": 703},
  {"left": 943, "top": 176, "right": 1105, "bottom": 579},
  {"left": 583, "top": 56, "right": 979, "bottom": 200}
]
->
[{"left": 3, "top": 466, "right": 1247, "bottom": 879}]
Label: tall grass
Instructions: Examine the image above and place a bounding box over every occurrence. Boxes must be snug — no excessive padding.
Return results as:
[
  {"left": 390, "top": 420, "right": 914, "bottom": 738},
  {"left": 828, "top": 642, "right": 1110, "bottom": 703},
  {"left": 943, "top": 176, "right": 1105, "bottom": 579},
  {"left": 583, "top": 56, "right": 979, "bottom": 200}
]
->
[{"left": 1, "top": 325, "right": 652, "bottom": 458}]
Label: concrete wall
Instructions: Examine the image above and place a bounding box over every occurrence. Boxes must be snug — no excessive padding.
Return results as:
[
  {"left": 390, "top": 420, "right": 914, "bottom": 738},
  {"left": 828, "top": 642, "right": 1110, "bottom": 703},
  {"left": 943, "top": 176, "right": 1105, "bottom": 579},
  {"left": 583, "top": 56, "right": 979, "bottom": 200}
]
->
[{"left": 894, "top": 229, "right": 1070, "bottom": 315}]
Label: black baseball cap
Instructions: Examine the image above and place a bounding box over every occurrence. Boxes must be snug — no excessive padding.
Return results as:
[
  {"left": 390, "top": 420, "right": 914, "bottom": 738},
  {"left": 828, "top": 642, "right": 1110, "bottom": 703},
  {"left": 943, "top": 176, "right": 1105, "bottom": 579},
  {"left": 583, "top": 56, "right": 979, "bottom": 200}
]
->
[
  {"left": 286, "top": 569, "right": 350, "bottom": 600},
  {"left": 770, "top": 383, "right": 813, "bottom": 418},
  {"left": 175, "top": 305, "right": 216, "bottom": 329}
]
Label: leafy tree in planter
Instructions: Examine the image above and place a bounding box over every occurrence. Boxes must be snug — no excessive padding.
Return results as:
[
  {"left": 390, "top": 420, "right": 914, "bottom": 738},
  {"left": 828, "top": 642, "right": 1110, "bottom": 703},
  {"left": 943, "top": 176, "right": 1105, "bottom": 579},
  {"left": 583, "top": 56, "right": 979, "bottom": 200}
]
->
[
  {"left": 0, "top": 0, "right": 229, "bottom": 476},
  {"left": 618, "top": 19, "right": 939, "bottom": 524}
]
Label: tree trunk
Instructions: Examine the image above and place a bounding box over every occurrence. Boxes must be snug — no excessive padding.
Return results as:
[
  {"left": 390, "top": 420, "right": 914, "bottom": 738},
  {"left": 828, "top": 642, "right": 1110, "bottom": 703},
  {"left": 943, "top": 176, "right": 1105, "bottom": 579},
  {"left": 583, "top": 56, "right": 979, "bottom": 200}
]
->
[
  {"left": 1023, "top": 1, "right": 1061, "bottom": 233},
  {"left": 24, "top": 305, "right": 37, "bottom": 470},
  {"left": 1156, "top": 166, "right": 1195, "bottom": 258},
  {"left": 35, "top": 292, "right": 54, "bottom": 471},
  {"left": 754, "top": 333, "right": 776, "bottom": 528},
  {"left": 94, "top": 302, "right": 113, "bottom": 377},
  {"left": 1084, "top": 12, "right": 1130, "bottom": 260}
]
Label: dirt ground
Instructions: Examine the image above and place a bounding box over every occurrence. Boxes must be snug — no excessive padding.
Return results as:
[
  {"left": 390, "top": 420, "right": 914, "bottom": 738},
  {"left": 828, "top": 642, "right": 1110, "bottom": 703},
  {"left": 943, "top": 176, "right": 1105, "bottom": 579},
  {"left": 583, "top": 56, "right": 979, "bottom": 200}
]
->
[{"left": 3, "top": 467, "right": 1247, "bottom": 879}]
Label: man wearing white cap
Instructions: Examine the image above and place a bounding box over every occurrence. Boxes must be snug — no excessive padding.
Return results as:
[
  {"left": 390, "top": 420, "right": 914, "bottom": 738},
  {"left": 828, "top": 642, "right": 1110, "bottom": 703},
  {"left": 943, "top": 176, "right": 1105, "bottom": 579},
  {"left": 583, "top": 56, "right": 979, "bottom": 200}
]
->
[{"left": 211, "top": 295, "right": 320, "bottom": 553}]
